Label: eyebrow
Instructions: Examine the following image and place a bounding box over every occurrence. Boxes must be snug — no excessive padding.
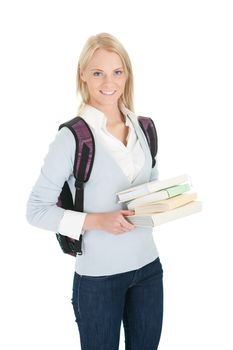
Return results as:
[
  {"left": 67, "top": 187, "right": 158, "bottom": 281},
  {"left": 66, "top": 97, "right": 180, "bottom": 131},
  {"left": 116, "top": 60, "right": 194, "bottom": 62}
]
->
[{"left": 90, "top": 67, "right": 123, "bottom": 71}]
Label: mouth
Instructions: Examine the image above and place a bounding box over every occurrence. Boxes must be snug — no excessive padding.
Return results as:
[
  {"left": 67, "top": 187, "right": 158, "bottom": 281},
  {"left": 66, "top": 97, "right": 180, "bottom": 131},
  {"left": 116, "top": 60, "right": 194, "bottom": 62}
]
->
[{"left": 99, "top": 90, "right": 116, "bottom": 96}]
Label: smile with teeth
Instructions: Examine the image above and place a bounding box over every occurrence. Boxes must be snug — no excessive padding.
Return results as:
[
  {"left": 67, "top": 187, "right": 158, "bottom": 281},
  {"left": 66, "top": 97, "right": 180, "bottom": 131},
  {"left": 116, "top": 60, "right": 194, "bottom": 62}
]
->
[{"left": 100, "top": 90, "right": 116, "bottom": 95}]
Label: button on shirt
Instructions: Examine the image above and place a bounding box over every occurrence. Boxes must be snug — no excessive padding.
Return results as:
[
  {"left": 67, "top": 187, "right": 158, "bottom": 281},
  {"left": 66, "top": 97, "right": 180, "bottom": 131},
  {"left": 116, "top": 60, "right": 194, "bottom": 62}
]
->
[{"left": 58, "top": 103, "right": 146, "bottom": 239}]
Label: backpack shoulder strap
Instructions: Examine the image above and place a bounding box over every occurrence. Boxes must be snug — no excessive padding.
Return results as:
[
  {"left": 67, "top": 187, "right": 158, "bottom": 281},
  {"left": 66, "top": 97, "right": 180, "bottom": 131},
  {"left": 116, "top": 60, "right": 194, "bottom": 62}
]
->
[
  {"left": 58, "top": 116, "right": 95, "bottom": 212},
  {"left": 138, "top": 116, "right": 158, "bottom": 168},
  {"left": 56, "top": 116, "right": 95, "bottom": 256}
]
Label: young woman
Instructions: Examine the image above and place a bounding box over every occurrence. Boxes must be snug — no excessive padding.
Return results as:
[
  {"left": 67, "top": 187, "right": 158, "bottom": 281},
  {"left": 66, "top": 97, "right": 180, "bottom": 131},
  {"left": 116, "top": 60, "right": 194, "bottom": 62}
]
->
[{"left": 26, "top": 32, "right": 163, "bottom": 350}]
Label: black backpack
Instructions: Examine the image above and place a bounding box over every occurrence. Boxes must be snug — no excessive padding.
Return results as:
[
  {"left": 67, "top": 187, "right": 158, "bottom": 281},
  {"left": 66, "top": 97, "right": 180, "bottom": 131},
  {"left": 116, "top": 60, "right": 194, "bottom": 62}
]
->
[{"left": 56, "top": 115, "right": 158, "bottom": 257}]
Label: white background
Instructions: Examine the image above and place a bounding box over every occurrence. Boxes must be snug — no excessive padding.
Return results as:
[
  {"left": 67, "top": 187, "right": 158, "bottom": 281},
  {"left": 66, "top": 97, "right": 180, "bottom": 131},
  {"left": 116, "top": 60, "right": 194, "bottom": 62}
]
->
[{"left": 1, "top": 0, "right": 232, "bottom": 349}]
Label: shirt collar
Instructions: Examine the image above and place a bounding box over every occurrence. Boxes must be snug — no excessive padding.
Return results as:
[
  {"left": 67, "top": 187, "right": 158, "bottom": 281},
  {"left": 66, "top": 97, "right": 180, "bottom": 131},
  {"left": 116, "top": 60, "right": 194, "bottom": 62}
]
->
[{"left": 79, "top": 103, "right": 138, "bottom": 131}]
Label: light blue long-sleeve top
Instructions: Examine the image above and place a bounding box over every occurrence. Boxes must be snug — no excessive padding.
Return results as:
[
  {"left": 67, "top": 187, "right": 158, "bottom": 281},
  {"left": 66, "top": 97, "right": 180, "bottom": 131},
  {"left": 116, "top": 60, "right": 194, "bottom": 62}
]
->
[{"left": 26, "top": 104, "right": 159, "bottom": 276}]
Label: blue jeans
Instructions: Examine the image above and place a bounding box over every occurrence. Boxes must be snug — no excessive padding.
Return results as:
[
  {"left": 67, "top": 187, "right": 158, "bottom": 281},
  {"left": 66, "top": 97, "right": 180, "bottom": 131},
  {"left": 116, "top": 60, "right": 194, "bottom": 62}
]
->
[{"left": 71, "top": 257, "right": 163, "bottom": 350}]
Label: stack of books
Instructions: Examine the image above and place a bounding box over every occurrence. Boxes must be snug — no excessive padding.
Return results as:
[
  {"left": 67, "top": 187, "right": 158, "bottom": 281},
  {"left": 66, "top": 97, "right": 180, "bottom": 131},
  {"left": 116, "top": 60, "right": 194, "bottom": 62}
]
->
[{"left": 116, "top": 174, "right": 202, "bottom": 227}]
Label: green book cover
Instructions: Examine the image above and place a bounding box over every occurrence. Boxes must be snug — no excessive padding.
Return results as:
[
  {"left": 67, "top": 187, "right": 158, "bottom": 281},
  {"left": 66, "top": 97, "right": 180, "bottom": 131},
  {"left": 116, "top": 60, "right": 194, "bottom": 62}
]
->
[{"left": 165, "top": 183, "right": 191, "bottom": 198}]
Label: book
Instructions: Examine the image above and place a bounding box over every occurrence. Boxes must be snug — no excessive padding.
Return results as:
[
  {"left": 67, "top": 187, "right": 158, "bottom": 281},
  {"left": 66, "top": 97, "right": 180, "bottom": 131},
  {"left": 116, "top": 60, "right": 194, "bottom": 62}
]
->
[
  {"left": 127, "top": 183, "right": 191, "bottom": 210},
  {"left": 116, "top": 174, "right": 190, "bottom": 203},
  {"left": 125, "top": 201, "right": 202, "bottom": 227},
  {"left": 133, "top": 192, "right": 197, "bottom": 215}
]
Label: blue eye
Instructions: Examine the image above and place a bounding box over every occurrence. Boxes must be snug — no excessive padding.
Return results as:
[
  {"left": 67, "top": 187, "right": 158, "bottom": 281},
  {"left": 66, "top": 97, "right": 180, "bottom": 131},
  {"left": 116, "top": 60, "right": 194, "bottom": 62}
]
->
[
  {"left": 115, "top": 70, "right": 123, "bottom": 75},
  {"left": 93, "top": 70, "right": 123, "bottom": 77}
]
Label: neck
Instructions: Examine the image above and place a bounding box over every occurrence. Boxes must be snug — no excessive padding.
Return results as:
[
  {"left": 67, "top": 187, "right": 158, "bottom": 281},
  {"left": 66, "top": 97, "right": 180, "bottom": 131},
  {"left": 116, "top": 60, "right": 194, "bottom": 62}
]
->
[{"left": 88, "top": 101, "right": 124, "bottom": 125}]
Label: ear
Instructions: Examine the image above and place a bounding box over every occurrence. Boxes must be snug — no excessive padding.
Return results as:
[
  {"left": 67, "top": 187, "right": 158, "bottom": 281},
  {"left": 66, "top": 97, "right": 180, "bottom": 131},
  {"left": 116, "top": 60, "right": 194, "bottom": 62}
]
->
[{"left": 79, "top": 65, "right": 86, "bottom": 82}]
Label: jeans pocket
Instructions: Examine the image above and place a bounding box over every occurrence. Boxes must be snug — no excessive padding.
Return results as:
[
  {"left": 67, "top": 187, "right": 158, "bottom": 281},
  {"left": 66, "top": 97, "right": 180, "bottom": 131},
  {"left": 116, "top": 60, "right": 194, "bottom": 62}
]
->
[{"left": 81, "top": 274, "right": 111, "bottom": 281}]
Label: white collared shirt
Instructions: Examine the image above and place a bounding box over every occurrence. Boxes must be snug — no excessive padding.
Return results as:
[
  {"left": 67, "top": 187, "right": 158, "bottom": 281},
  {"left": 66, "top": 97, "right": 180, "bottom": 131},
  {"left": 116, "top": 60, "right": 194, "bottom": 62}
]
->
[{"left": 79, "top": 103, "right": 145, "bottom": 183}]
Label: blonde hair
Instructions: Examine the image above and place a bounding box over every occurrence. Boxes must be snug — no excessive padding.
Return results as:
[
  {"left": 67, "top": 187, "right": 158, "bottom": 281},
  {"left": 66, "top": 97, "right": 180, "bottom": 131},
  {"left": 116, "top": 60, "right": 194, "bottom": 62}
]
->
[{"left": 76, "top": 32, "right": 134, "bottom": 114}]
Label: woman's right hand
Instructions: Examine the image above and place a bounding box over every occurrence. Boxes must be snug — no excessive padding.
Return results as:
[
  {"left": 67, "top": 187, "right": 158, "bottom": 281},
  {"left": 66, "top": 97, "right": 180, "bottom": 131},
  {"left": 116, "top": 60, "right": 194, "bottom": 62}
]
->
[{"left": 83, "top": 210, "right": 135, "bottom": 234}]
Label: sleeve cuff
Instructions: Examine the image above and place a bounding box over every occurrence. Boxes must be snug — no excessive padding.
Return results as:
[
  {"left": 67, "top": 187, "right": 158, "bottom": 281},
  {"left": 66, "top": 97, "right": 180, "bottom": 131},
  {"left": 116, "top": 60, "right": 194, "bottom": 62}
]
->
[{"left": 58, "top": 210, "right": 87, "bottom": 240}]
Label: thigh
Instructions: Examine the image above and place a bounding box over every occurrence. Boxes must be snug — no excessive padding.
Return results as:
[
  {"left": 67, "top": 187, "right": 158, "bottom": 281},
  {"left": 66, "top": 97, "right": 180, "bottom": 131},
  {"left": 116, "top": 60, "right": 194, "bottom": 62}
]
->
[
  {"left": 71, "top": 272, "right": 125, "bottom": 350},
  {"left": 123, "top": 258, "right": 164, "bottom": 350}
]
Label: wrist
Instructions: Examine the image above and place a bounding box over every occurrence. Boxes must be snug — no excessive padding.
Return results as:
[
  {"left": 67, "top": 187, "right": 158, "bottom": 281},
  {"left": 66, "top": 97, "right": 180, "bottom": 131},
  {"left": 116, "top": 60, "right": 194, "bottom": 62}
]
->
[{"left": 82, "top": 213, "right": 102, "bottom": 230}]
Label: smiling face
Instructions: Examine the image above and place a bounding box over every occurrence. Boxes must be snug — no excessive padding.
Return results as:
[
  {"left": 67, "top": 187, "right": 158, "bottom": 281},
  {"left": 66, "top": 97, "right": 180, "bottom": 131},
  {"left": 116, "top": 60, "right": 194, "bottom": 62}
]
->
[{"left": 80, "top": 48, "right": 127, "bottom": 108}]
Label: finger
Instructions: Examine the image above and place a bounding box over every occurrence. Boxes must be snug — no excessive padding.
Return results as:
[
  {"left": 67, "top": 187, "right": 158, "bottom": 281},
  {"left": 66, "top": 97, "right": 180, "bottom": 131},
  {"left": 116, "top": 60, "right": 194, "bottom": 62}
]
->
[
  {"left": 121, "top": 210, "right": 135, "bottom": 216},
  {"left": 120, "top": 220, "right": 135, "bottom": 231},
  {"left": 120, "top": 225, "right": 129, "bottom": 232}
]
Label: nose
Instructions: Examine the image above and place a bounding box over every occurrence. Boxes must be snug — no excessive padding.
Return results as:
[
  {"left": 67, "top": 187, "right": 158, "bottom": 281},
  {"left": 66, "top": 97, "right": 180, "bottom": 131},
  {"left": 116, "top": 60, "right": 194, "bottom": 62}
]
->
[{"left": 103, "top": 74, "right": 114, "bottom": 84}]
